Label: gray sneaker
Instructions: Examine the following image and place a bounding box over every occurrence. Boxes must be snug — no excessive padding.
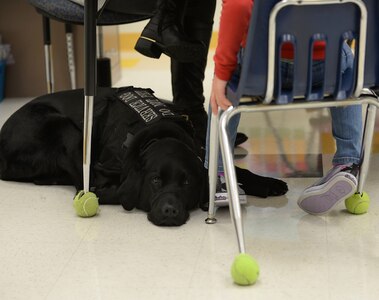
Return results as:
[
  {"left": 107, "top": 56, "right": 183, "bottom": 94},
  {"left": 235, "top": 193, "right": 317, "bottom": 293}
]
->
[
  {"left": 297, "top": 164, "right": 358, "bottom": 215},
  {"left": 215, "top": 175, "right": 247, "bottom": 207}
]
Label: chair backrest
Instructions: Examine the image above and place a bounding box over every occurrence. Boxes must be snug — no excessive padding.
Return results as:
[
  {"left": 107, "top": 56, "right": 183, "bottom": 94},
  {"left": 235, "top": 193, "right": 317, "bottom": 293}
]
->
[
  {"left": 29, "top": 0, "right": 154, "bottom": 25},
  {"left": 237, "top": 0, "right": 379, "bottom": 104}
]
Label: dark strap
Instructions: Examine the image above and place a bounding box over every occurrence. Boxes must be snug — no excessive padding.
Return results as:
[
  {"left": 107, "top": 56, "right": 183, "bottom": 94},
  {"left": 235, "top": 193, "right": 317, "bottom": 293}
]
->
[{"left": 114, "top": 87, "right": 193, "bottom": 133}]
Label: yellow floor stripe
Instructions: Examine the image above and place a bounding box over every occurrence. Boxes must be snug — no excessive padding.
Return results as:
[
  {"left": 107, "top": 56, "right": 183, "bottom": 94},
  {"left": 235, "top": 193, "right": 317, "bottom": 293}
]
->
[
  {"left": 119, "top": 33, "right": 141, "bottom": 52},
  {"left": 121, "top": 57, "right": 141, "bottom": 68}
]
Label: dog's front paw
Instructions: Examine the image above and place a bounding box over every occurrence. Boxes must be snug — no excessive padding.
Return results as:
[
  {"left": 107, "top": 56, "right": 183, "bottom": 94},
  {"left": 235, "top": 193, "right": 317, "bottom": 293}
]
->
[
  {"left": 235, "top": 166, "right": 288, "bottom": 198},
  {"left": 94, "top": 185, "right": 119, "bottom": 205},
  {"left": 265, "top": 177, "right": 288, "bottom": 196}
]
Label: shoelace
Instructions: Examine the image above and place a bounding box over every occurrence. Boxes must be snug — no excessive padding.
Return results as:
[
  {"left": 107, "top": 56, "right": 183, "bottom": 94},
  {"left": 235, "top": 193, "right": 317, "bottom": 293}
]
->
[{"left": 341, "top": 163, "right": 360, "bottom": 177}]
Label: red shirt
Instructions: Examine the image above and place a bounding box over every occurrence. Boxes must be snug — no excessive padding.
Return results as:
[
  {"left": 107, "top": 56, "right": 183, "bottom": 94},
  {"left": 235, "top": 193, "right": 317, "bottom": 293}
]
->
[{"left": 214, "top": 0, "right": 326, "bottom": 81}]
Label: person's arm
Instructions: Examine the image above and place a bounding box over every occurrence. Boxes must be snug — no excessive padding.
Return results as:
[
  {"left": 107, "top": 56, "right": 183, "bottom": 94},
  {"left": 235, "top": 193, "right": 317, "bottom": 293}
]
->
[
  {"left": 210, "top": 77, "right": 228, "bottom": 114},
  {"left": 211, "top": 0, "right": 253, "bottom": 114}
]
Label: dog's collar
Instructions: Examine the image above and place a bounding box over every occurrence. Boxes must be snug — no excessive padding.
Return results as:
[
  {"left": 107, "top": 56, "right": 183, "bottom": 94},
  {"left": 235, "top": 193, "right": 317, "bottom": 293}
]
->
[{"left": 123, "top": 134, "right": 203, "bottom": 163}]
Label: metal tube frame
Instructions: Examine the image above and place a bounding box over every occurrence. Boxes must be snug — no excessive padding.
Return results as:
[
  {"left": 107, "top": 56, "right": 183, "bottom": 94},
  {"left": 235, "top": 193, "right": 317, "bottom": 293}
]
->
[
  {"left": 210, "top": 0, "right": 374, "bottom": 255},
  {"left": 83, "top": 0, "right": 98, "bottom": 193},
  {"left": 357, "top": 101, "right": 377, "bottom": 193},
  {"left": 42, "top": 16, "right": 54, "bottom": 94},
  {"left": 220, "top": 94, "right": 379, "bottom": 254},
  {"left": 65, "top": 24, "right": 77, "bottom": 90},
  {"left": 205, "top": 109, "right": 221, "bottom": 224}
]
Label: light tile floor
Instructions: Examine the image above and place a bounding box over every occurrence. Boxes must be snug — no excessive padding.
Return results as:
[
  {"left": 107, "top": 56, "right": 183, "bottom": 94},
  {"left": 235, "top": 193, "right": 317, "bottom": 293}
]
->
[{"left": 1, "top": 51, "right": 379, "bottom": 300}]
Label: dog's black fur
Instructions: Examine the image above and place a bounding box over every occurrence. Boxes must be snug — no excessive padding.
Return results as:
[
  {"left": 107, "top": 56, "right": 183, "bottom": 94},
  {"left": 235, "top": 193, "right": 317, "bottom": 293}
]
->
[
  {"left": 0, "top": 88, "right": 209, "bottom": 226},
  {"left": 0, "top": 87, "right": 288, "bottom": 226}
]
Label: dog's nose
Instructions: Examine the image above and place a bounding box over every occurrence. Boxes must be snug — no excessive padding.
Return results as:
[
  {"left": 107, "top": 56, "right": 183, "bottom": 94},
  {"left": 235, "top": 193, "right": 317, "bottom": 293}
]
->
[{"left": 161, "top": 202, "right": 179, "bottom": 218}]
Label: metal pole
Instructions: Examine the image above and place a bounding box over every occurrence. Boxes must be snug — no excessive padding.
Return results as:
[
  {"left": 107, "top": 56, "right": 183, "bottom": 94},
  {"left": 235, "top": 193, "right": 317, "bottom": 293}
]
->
[{"left": 83, "top": 0, "right": 97, "bottom": 192}]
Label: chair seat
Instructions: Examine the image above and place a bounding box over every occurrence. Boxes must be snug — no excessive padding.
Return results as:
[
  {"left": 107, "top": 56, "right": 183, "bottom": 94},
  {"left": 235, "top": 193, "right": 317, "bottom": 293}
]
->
[{"left": 29, "top": 0, "right": 153, "bottom": 25}]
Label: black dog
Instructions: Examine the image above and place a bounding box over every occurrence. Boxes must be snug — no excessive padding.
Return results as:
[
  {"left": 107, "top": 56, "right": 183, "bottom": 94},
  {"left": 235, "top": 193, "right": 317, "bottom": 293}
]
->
[
  {"left": 0, "top": 87, "right": 208, "bottom": 226},
  {"left": 0, "top": 87, "right": 287, "bottom": 226}
]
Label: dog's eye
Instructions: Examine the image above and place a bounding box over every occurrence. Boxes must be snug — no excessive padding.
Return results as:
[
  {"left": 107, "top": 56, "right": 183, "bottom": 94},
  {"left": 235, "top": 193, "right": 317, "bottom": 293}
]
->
[{"left": 151, "top": 176, "right": 162, "bottom": 186}]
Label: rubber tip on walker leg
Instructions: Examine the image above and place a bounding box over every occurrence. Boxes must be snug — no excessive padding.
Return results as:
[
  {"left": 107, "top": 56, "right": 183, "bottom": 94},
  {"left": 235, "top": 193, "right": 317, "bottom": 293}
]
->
[{"left": 205, "top": 217, "right": 217, "bottom": 224}]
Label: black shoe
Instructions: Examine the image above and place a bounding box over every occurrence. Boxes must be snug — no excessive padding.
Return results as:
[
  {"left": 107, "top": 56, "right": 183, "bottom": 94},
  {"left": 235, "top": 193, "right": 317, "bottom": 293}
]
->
[
  {"left": 372, "top": 86, "right": 379, "bottom": 96},
  {"left": 235, "top": 166, "right": 288, "bottom": 198},
  {"left": 135, "top": 0, "right": 205, "bottom": 62}
]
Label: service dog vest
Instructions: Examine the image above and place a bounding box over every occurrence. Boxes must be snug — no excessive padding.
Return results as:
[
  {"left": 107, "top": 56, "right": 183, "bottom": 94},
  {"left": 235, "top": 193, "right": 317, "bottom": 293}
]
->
[
  {"left": 115, "top": 87, "right": 190, "bottom": 133},
  {"left": 93, "top": 86, "right": 194, "bottom": 176}
]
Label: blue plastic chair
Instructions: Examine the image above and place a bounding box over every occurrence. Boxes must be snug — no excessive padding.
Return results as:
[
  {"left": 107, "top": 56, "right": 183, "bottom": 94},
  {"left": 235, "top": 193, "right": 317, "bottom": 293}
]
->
[{"left": 206, "top": 0, "right": 379, "bottom": 284}]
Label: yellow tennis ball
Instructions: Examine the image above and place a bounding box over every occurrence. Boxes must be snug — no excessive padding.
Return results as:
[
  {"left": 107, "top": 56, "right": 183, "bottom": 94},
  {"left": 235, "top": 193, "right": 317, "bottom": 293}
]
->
[
  {"left": 231, "top": 253, "right": 260, "bottom": 286},
  {"left": 73, "top": 191, "right": 99, "bottom": 217},
  {"left": 345, "top": 192, "right": 370, "bottom": 215}
]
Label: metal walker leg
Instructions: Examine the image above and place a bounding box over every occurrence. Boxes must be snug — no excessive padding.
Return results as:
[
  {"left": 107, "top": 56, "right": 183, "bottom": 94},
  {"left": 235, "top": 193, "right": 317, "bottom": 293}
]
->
[
  {"left": 42, "top": 16, "right": 54, "bottom": 93},
  {"left": 83, "top": 0, "right": 97, "bottom": 193},
  {"left": 205, "top": 110, "right": 221, "bottom": 224},
  {"left": 219, "top": 106, "right": 246, "bottom": 254},
  {"left": 357, "top": 102, "right": 377, "bottom": 193},
  {"left": 65, "top": 24, "right": 77, "bottom": 90}
]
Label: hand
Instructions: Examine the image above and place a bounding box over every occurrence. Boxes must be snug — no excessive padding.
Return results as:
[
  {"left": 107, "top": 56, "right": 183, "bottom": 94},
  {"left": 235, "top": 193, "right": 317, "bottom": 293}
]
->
[{"left": 210, "top": 75, "right": 232, "bottom": 115}]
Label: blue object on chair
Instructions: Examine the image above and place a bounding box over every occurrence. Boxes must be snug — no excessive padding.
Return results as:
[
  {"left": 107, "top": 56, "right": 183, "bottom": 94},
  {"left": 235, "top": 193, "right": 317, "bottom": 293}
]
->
[
  {"left": 206, "top": 0, "right": 379, "bottom": 284},
  {"left": 238, "top": 0, "right": 379, "bottom": 104}
]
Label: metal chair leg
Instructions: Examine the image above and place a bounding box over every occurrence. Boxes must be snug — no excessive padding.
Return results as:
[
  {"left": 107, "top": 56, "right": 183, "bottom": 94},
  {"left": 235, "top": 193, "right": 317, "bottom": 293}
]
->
[
  {"left": 357, "top": 101, "right": 377, "bottom": 193},
  {"left": 205, "top": 109, "right": 221, "bottom": 224},
  {"left": 65, "top": 24, "right": 76, "bottom": 89},
  {"left": 83, "top": 0, "right": 97, "bottom": 193},
  {"left": 42, "top": 16, "right": 54, "bottom": 93},
  {"left": 219, "top": 106, "right": 246, "bottom": 253}
]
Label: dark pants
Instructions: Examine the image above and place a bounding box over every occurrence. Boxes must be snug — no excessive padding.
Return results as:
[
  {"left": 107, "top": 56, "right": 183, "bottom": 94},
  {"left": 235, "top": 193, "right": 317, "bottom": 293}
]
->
[
  {"left": 171, "top": 0, "right": 216, "bottom": 111},
  {"left": 107, "top": 0, "right": 217, "bottom": 146}
]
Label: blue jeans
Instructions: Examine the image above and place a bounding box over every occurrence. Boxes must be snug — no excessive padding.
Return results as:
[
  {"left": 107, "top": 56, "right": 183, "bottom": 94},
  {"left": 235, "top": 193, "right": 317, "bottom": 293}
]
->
[{"left": 205, "top": 42, "right": 362, "bottom": 172}]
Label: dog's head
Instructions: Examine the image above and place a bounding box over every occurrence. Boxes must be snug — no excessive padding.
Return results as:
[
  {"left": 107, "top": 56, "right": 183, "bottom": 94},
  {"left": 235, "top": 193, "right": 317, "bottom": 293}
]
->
[{"left": 117, "top": 122, "right": 208, "bottom": 226}]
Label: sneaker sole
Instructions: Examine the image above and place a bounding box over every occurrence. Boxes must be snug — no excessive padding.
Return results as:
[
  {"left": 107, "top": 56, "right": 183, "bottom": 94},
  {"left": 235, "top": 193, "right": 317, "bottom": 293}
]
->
[
  {"left": 297, "top": 172, "right": 357, "bottom": 215},
  {"left": 135, "top": 36, "right": 204, "bottom": 63},
  {"left": 215, "top": 192, "right": 247, "bottom": 207}
]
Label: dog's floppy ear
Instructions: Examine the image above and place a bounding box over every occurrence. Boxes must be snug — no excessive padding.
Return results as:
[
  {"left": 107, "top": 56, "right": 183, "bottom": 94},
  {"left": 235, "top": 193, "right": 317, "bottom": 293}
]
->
[
  {"left": 117, "top": 163, "right": 142, "bottom": 211},
  {"left": 117, "top": 128, "right": 153, "bottom": 211}
]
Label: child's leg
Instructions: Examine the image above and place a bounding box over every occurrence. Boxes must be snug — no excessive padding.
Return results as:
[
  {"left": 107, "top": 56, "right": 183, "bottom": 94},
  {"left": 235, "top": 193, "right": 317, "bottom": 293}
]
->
[
  {"left": 298, "top": 103, "right": 362, "bottom": 215},
  {"left": 330, "top": 105, "right": 362, "bottom": 166},
  {"left": 298, "top": 42, "right": 362, "bottom": 215}
]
